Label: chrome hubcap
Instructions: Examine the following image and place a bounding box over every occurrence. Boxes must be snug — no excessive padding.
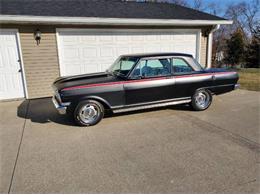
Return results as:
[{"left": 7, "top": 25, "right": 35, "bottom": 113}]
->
[
  {"left": 79, "top": 104, "right": 99, "bottom": 123},
  {"left": 195, "top": 92, "right": 210, "bottom": 108}
]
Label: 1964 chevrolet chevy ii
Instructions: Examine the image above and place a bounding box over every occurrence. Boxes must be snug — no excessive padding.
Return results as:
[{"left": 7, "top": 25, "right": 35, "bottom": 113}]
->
[{"left": 52, "top": 53, "right": 239, "bottom": 126}]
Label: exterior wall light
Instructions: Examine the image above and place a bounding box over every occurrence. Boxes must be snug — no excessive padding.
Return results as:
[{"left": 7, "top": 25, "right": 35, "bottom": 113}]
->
[{"left": 34, "top": 29, "right": 41, "bottom": 45}]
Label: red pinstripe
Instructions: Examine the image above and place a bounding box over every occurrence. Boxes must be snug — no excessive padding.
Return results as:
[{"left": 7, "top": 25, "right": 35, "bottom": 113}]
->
[{"left": 61, "top": 71, "right": 237, "bottom": 91}]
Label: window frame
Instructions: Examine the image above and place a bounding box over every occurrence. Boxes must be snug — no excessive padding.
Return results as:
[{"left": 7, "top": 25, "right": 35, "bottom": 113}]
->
[
  {"left": 108, "top": 56, "right": 140, "bottom": 78},
  {"left": 128, "top": 56, "right": 173, "bottom": 79},
  {"left": 171, "top": 57, "right": 196, "bottom": 75}
]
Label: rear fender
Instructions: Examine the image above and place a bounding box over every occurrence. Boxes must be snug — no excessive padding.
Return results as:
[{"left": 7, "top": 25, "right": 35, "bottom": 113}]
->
[{"left": 194, "top": 87, "right": 214, "bottom": 95}]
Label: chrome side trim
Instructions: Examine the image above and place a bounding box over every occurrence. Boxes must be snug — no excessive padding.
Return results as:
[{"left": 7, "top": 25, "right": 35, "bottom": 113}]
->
[
  {"left": 112, "top": 97, "right": 191, "bottom": 109},
  {"left": 113, "top": 99, "right": 191, "bottom": 113}
]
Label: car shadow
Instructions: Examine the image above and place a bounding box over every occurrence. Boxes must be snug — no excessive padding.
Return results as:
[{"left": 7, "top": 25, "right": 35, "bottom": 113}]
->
[
  {"left": 17, "top": 97, "right": 193, "bottom": 126},
  {"left": 17, "top": 98, "right": 75, "bottom": 126}
]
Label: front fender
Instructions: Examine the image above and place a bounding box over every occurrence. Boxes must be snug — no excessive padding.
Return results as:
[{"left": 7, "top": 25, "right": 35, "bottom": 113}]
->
[{"left": 77, "top": 95, "right": 112, "bottom": 109}]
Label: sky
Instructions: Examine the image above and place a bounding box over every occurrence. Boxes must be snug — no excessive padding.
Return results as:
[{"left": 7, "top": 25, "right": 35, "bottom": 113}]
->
[
  {"left": 185, "top": 0, "right": 258, "bottom": 17},
  {"left": 198, "top": 0, "right": 252, "bottom": 4},
  {"left": 186, "top": 0, "right": 256, "bottom": 7}
]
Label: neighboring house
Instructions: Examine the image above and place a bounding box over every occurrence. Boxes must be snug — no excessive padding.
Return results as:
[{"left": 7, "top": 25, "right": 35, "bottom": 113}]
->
[
  {"left": 216, "top": 51, "right": 225, "bottom": 62},
  {"left": 0, "top": 0, "right": 232, "bottom": 100}
]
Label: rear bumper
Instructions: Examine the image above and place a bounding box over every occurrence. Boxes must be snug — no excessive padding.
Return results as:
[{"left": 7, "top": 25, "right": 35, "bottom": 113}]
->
[
  {"left": 52, "top": 96, "right": 67, "bottom": 115},
  {"left": 234, "top": 84, "right": 240, "bottom": 90}
]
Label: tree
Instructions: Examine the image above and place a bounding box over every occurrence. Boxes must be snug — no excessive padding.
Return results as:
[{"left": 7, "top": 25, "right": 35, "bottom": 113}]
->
[
  {"left": 169, "top": 0, "right": 188, "bottom": 6},
  {"left": 192, "top": 0, "right": 204, "bottom": 11},
  {"left": 225, "top": 29, "right": 246, "bottom": 67},
  {"left": 224, "top": 0, "right": 259, "bottom": 38},
  {"left": 245, "top": 26, "right": 260, "bottom": 68}
]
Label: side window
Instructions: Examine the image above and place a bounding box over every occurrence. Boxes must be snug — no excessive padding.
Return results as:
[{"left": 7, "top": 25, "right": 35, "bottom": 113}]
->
[
  {"left": 172, "top": 58, "right": 194, "bottom": 74},
  {"left": 132, "top": 58, "right": 171, "bottom": 78}
]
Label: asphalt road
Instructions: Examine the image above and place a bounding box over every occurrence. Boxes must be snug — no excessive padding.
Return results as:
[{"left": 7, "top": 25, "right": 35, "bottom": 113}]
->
[{"left": 0, "top": 89, "right": 259, "bottom": 193}]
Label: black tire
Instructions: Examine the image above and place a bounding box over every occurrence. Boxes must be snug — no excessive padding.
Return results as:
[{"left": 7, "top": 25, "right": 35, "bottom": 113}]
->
[
  {"left": 74, "top": 100, "right": 104, "bottom": 126},
  {"left": 191, "top": 89, "right": 212, "bottom": 111}
]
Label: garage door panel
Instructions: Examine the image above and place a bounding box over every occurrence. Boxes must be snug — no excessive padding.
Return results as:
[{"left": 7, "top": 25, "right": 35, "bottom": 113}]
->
[
  {"left": 131, "top": 36, "right": 144, "bottom": 42},
  {"left": 160, "top": 35, "right": 172, "bottom": 41},
  {"left": 99, "top": 35, "right": 114, "bottom": 42},
  {"left": 60, "top": 35, "right": 78, "bottom": 43},
  {"left": 57, "top": 29, "right": 199, "bottom": 76},
  {"left": 82, "top": 47, "right": 98, "bottom": 58},
  {"left": 84, "top": 65, "right": 99, "bottom": 73},
  {"left": 81, "top": 35, "right": 96, "bottom": 42},
  {"left": 145, "top": 44, "right": 160, "bottom": 53},
  {"left": 115, "top": 35, "right": 129, "bottom": 41},
  {"left": 131, "top": 47, "right": 144, "bottom": 54},
  {"left": 100, "top": 47, "right": 114, "bottom": 57},
  {"left": 116, "top": 47, "right": 130, "bottom": 55},
  {"left": 101, "top": 63, "right": 112, "bottom": 71},
  {"left": 146, "top": 35, "right": 157, "bottom": 41},
  {"left": 65, "top": 64, "right": 83, "bottom": 76},
  {"left": 63, "top": 48, "right": 80, "bottom": 59},
  {"left": 160, "top": 45, "right": 172, "bottom": 52}
]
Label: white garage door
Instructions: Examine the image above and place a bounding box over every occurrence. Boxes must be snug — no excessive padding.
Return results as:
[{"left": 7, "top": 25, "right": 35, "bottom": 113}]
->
[
  {"left": 0, "top": 29, "right": 25, "bottom": 100},
  {"left": 57, "top": 29, "right": 200, "bottom": 76}
]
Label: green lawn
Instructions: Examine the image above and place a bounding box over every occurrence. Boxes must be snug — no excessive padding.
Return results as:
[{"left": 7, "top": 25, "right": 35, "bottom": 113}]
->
[{"left": 237, "top": 68, "right": 260, "bottom": 91}]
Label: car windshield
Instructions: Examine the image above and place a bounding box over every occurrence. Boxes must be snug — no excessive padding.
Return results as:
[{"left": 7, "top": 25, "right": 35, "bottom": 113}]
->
[{"left": 108, "top": 56, "right": 139, "bottom": 77}]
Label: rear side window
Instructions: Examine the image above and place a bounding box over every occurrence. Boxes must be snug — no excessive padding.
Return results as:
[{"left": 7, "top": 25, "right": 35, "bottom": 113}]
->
[
  {"left": 132, "top": 58, "right": 172, "bottom": 78},
  {"left": 172, "top": 58, "right": 194, "bottom": 74}
]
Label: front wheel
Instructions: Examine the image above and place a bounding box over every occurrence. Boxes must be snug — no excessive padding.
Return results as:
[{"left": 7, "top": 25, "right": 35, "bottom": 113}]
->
[
  {"left": 191, "top": 89, "right": 212, "bottom": 111},
  {"left": 74, "top": 100, "right": 104, "bottom": 126}
]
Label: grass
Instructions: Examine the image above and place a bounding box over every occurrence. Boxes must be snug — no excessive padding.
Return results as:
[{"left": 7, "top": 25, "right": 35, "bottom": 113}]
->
[{"left": 236, "top": 68, "right": 260, "bottom": 91}]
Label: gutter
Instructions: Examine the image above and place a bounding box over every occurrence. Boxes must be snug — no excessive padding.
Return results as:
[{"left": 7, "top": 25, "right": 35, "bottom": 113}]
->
[
  {"left": 0, "top": 15, "right": 233, "bottom": 26},
  {"left": 207, "top": 24, "right": 221, "bottom": 68}
]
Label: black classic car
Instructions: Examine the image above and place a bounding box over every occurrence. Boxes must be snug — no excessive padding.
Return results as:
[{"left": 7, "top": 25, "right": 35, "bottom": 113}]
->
[{"left": 52, "top": 53, "right": 239, "bottom": 126}]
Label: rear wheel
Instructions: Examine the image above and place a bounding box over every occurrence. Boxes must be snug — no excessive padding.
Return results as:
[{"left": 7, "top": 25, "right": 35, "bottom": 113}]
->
[
  {"left": 191, "top": 89, "right": 212, "bottom": 111},
  {"left": 74, "top": 100, "right": 104, "bottom": 126}
]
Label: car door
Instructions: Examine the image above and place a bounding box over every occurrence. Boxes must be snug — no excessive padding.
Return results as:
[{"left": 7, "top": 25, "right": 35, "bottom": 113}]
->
[
  {"left": 123, "top": 57, "right": 176, "bottom": 105},
  {"left": 172, "top": 57, "right": 211, "bottom": 97}
]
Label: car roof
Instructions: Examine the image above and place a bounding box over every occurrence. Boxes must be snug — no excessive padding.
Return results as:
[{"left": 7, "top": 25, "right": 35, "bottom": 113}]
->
[{"left": 121, "top": 52, "right": 193, "bottom": 58}]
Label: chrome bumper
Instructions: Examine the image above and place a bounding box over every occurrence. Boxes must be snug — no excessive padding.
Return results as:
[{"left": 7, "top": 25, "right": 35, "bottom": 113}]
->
[
  {"left": 52, "top": 96, "right": 67, "bottom": 115},
  {"left": 234, "top": 84, "right": 240, "bottom": 90}
]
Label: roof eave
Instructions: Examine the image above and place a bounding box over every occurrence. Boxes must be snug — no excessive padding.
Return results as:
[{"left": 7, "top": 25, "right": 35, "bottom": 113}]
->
[{"left": 0, "top": 15, "right": 233, "bottom": 26}]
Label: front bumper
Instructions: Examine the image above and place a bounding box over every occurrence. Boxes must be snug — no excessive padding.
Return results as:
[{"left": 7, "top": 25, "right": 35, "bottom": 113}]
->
[
  {"left": 52, "top": 96, "right": 67, "bottom": 115},
  {"left": 234, "top": 83, "right": 240, "bottom": 90}
]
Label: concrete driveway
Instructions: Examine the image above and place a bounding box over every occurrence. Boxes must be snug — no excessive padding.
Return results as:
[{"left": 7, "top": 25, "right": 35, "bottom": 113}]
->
[{"left": 0, "top": 89, "right": 259, "bottom": 193}]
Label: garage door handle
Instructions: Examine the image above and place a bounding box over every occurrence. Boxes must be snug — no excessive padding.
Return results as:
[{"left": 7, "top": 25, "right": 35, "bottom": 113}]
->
[
  {"left": 17, "top": 59, "right": 21, "bottom": 62},
  {"left": 18, "top": 69, "right": 22, "bottom": 73}
]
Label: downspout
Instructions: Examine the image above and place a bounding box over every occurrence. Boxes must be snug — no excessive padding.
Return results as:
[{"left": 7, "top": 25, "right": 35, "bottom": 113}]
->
[{"left": 207, "top": 24, "right": 220, "bottom": 68}]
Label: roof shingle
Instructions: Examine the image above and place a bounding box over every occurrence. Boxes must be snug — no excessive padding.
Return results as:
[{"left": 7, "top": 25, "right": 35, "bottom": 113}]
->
[{"left": 0, "top": 0, "right": 226, "bottom": 21}]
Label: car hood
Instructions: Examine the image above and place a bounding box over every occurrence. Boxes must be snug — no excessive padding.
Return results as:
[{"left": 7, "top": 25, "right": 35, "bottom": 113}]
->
[{"left": 53, "top": 72, "right": 123, "bottom": 91}]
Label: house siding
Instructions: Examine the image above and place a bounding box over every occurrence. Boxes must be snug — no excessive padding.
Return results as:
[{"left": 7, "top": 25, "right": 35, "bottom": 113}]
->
[
  {"left": 200, "top": 35, "right": 208, "bottom": 68},
  {"left": 1, "top": 24, "right": 210, "bottom": 99},
  {"left": 19, "top": 26, "right": 60, "bottom": 99}
]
